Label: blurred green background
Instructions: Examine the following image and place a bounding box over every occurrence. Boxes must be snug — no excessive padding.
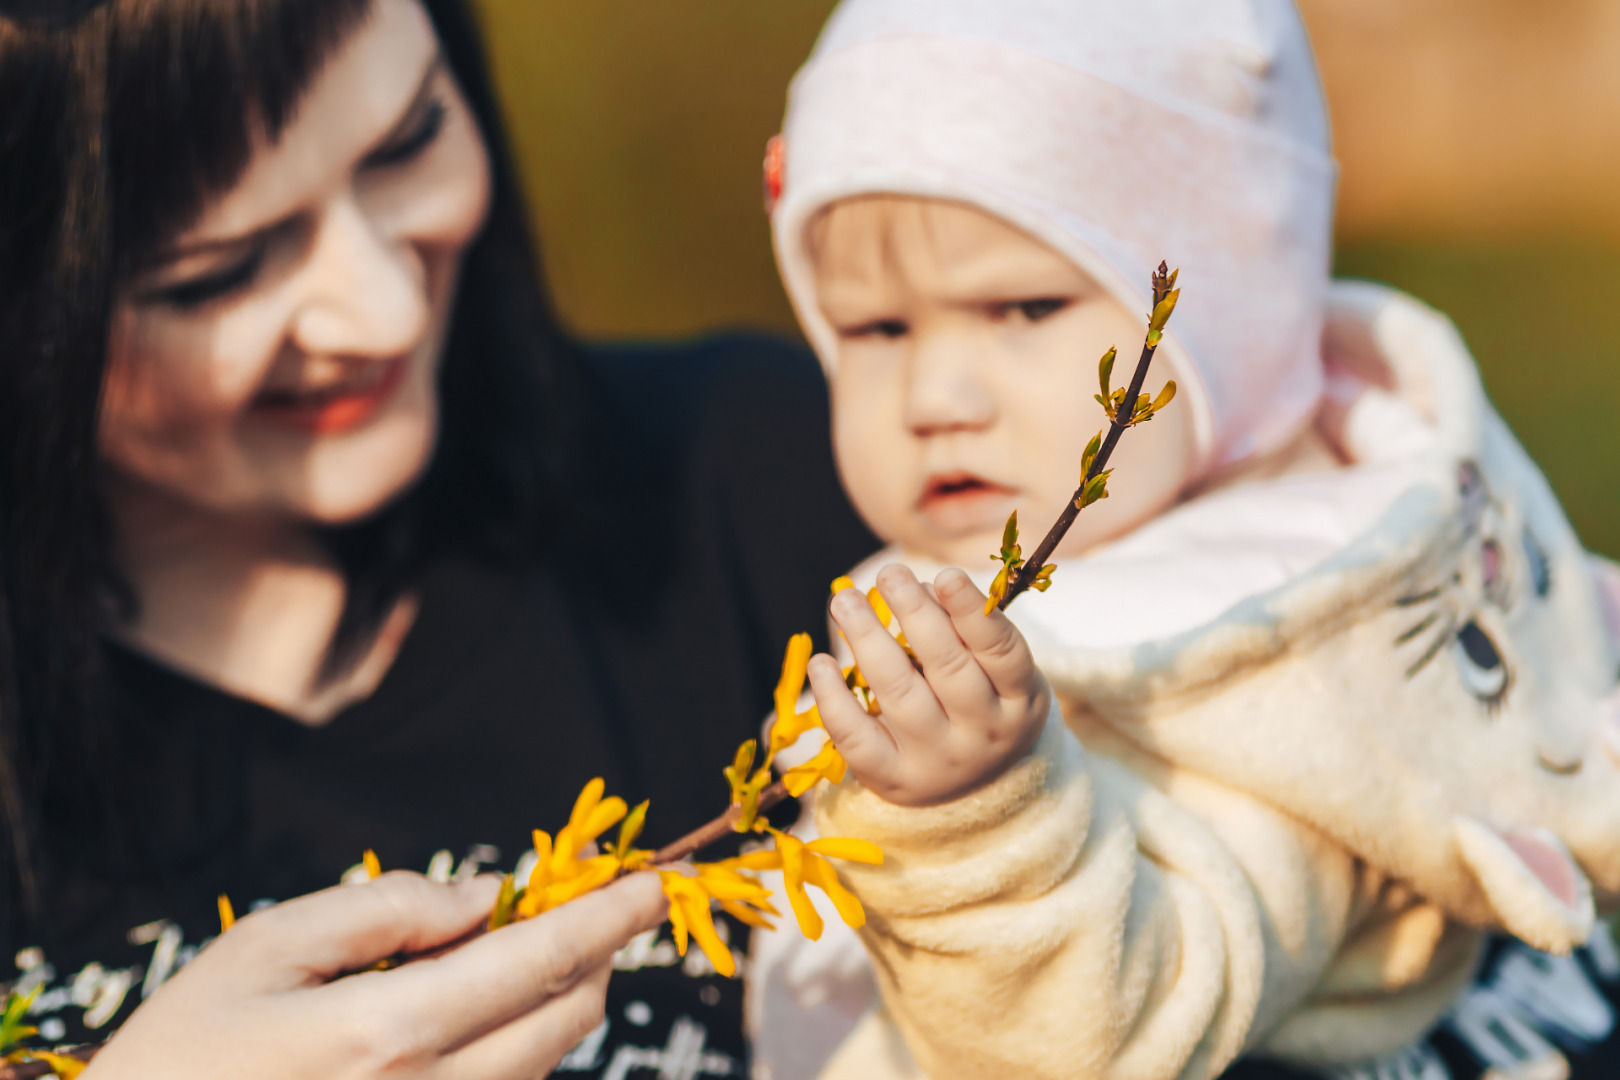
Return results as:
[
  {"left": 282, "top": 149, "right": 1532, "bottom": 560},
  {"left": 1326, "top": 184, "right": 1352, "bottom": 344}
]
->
[{"left": 472, "top": 0, "right": 1620, "bottom": 557}]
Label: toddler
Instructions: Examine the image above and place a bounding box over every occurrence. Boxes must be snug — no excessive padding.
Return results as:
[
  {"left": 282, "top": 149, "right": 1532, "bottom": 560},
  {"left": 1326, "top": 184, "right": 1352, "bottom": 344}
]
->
[{"left": 748, "top": 1, "right": 1620, "bottom": 1079}]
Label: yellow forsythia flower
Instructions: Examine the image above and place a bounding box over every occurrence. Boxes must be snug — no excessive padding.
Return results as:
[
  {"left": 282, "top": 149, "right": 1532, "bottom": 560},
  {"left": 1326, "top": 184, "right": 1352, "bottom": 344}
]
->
[
  {"left": 659, "top": 870, "right": 736, "bottom": 976},
  {"left": 766, "top": 635, "right": 826, "bottom": 768},
  {"left": 16, "top": 1050, "right": 87, "bottom": 1078},
  {"left": 781, "top": 740, "right": 847, "bottom": 797},
  {"left": 700, "top": 858, "right": 781, "bottom": 930},
  {"left": 217, "top": 894, "right": 236, "bottom": 933},
  {"left": 773, "top": 633, "right": 814, "bottom": 734},
  {"left": 554, "top": 778, "right": 629, "bottom": 865},
  {"left": 730, "top": 830, "right": 883, "bottom": 941},
  {"left": 362, "top": 849, "right": 382, "bottom": 880},
  {"left": 511, "top": 779, "right": 634, "bottom": 919},
  {"left": 517, "top": 827, "right": 621, "bottom": 919}
]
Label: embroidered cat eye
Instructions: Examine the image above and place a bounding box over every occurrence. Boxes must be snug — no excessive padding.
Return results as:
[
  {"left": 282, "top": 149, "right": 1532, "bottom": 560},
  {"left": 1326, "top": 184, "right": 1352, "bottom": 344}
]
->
[{"left": 1454, "top": 619, "right": 1509, "bottom": 705}]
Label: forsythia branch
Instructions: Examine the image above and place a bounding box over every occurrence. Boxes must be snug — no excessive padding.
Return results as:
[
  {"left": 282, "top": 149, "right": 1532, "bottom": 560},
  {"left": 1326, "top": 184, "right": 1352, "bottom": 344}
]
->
[{"left": 992, "top": 261, "right": 1180, "bottom": 611}]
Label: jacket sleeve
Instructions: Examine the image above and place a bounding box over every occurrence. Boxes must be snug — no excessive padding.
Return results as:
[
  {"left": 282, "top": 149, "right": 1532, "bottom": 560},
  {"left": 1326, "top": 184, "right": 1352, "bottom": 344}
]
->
[{"left": 811, "top": 704, "right": 1366, "bottom": 1080}]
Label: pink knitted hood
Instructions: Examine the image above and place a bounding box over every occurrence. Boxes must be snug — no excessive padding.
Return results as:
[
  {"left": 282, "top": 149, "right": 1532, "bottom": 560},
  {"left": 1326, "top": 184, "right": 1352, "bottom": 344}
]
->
[{"left": 770, "top": 0, "right": 1338, "bottom": 472}]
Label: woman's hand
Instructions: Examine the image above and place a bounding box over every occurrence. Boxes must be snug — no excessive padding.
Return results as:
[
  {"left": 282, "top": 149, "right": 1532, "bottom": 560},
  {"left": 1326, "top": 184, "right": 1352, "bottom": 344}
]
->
[
  {"left": 807, "top": 564, "right": 1051, "bottom": 807},
  {"left": 84, "top": 870, "right": 667, "bottom": 1080}
]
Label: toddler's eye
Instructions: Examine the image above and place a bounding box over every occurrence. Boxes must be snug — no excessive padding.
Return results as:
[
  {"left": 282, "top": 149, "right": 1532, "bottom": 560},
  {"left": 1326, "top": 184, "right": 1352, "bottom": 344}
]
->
[
  {"left": 995, "top": 298, "right": 1069, "bottom": 323},
  {"left": 1453, "top": 619, "right": 1508, "bottom": 703},
  {"left": 843, "top": 318, "right": 909, "bottom": 340}
]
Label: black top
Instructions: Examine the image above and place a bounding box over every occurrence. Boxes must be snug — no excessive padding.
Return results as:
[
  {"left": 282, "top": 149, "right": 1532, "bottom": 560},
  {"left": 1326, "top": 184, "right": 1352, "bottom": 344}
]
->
[
  {"left": 11, "top": 334, "right": 879, "bottom": 1076},
  {"left": 1223, "top": 933, "right": 1620, "bottom": 1080}
]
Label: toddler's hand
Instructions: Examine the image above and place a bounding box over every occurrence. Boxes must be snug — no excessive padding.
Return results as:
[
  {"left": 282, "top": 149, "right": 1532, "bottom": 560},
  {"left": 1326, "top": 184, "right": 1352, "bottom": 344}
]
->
[{"left": 807, "top": 564, "right": 1051, "bottom": 807}]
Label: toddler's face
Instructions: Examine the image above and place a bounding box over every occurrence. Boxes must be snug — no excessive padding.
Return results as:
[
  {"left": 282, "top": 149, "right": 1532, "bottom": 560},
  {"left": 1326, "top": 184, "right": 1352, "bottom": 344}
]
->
[{"left": 810, "top": 197, "right": 1195, "bottom": 566}]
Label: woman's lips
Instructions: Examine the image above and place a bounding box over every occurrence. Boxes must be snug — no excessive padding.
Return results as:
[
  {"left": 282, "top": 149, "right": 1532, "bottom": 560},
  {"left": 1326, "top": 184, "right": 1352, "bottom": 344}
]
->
[
  {"left": 252, "top": 358, "right": 407, "bottom": 435},
  {"left": 917, "top": 471, "right": 1018, "bottom": 533}
]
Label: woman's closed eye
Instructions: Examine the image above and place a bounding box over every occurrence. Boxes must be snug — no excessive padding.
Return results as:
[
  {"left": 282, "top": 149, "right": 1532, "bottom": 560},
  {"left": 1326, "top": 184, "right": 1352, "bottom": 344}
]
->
[
  {"left": 145, "top": 246, "right": 268, "bottom": 311},
  {"left": 363, "top": 97, "right": 447, "bottom": 170}
]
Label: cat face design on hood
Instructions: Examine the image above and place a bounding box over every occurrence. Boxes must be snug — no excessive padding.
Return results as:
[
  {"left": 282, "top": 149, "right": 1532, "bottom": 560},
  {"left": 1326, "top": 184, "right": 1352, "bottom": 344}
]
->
[
  {"left": 1375, "top": 455, "right": 1620, "bottom": 950},
  {"left": 1040, "top": 285, "right": 1620, "bottom": 955}
]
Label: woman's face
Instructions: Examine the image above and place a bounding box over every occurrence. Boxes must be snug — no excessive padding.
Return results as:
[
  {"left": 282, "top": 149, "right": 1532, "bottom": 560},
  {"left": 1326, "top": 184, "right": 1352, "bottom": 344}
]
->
[{"left": 101, "top": 0, "right": 491, "bottom": 524}]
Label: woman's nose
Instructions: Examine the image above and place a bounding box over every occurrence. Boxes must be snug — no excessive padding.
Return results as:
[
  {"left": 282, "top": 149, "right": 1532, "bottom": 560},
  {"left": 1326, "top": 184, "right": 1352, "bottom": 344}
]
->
[
  {"left": 291, "top": 196, "right": 430, "bottom": 360},
  {"left": 903, "top": 328, "right": 996, "bottom": 435}
]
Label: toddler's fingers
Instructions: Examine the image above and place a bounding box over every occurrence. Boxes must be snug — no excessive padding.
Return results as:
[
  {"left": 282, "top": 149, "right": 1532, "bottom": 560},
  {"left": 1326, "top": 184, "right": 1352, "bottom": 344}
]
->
[
  {"left": 807, "top": 653, "right": 899, "bottom": 778},
  {"left": 875, "top": 565, "right": 999, "bottom": 713},
  {"left": 829, "top": 585, "right": 939, "bottom": 722},
  {"left": 934, "top": 569, "right": 1041, "bottom": 700}
]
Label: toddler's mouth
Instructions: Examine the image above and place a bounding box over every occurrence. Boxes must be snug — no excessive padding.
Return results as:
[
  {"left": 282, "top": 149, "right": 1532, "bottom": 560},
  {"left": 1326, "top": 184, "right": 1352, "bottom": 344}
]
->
[{"left": 918, "top": 471, "right": 1018, "bottom": 533}]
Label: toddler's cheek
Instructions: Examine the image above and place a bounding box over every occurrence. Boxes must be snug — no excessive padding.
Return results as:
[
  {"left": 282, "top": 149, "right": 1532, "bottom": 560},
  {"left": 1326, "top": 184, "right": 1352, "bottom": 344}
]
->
[
  {"left": 832, "top": 394, "right": 913, "bottom": 540},
  {"left": 838, "top": 450, "right": 916, "bottom": 549}
]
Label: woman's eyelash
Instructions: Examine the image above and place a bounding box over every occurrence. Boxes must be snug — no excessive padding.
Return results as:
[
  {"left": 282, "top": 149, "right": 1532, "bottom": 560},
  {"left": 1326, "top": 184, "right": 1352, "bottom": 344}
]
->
[
  {"left": 365, "top": 98, "right": 447, "bottom": 169},
  {"left": 151, "top": 247, "right": 266, "bottom": 310}
]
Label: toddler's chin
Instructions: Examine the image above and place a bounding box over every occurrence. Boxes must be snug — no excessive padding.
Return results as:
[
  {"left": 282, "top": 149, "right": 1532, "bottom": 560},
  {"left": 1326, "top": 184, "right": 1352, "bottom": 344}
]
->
[{"left": 893, "top": 530, "right": 1000, "bottom": 577}]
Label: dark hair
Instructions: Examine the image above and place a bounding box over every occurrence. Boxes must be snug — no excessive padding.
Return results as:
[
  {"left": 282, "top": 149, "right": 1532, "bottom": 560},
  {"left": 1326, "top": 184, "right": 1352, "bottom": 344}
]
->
[{"left": 0, "top": 0, "right": 577, "bottom": 926}]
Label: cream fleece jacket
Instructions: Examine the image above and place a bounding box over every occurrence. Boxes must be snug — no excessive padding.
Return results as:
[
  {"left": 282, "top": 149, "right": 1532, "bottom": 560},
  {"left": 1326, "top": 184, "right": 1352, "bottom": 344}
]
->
[{"left": 747, "top": 284, "right": 1620, "bottom": 1080}]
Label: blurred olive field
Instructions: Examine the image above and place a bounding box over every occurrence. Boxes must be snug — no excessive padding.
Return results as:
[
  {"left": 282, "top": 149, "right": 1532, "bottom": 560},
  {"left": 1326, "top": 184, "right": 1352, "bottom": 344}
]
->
[{"left": 473, "top": 0, "right": 1620, "bottom": 557}]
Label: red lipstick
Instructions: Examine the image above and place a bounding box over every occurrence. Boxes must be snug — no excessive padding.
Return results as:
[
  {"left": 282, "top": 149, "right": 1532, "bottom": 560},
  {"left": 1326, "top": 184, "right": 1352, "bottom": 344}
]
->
[{"left": 253, "top": 358, "right": 407, "bottom": 435}]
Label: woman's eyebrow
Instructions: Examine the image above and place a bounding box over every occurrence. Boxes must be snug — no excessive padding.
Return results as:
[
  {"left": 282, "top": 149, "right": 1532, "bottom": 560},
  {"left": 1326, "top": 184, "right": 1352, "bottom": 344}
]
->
[{"left": 157, "top": 54, "right": 448, "bottom": 263}]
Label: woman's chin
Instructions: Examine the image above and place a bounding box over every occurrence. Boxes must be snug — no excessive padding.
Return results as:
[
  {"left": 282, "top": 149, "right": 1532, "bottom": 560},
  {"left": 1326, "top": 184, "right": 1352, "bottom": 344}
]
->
[{"left": 293, "top": 419, "right": 437, "bottom": 525}]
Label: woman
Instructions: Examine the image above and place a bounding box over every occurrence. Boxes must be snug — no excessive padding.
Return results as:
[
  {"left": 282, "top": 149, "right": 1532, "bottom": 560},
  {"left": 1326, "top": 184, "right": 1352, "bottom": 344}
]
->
[{"left": 0, "top": 0, "right": 876, "bottom": 1075}]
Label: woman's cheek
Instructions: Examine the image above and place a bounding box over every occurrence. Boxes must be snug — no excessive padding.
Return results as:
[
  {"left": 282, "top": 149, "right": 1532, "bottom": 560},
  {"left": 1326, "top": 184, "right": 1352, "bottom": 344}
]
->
[
  {"left": 372, "top": 96, "right": 492, "bottom": 257},
  {"left": 99, "top": 305, "right": 276, "bottom": 484}
]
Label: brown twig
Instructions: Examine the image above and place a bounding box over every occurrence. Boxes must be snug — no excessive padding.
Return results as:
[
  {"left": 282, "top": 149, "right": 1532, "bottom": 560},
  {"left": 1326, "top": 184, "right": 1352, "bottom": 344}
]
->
[
  {"left": 649, "top": 780, "right": 789, "bottom": 865},
  {"left": 999, "top": 261, "right": 1177, "bottom": 610}
]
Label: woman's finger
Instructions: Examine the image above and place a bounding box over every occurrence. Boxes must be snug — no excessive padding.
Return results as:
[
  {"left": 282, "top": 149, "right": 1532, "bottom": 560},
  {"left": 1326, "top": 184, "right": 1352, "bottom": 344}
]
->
[
  {"left": 874, "top": 564, "right": 998, "bottom": 715},
  {"left": 225, "top": 872, "right": 502, "bottom": 988},
  {"left": 933, "top": 569, "right": 1041, "bottom": 701},
  {"left": 829, "top": 584, "right": 939, "bottom": 723},
  {"left": 366, "top": 871, "right": 667, "bottom": 1048},
  {"left": 807, "top": 652, "right": 898, "bottom": 777},
  {"left": 443, "top": 962, "right": 613, "bottom": 1080}
]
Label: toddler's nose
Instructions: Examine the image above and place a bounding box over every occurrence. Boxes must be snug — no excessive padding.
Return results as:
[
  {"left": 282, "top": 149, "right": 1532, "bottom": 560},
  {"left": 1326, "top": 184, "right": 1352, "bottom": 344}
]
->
[{"left": 903, "top": 334, "right": 996, "bottom": 436}]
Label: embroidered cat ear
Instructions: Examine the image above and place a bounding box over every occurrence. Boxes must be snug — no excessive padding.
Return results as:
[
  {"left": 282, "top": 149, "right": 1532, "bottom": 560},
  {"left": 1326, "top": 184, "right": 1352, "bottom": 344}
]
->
[
  {"left": 1454, "top": 817, "right": 1594, "bottom": 954},
  {"left": 1591, "top": 555, "right": 1620, "bottom": 650}
]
